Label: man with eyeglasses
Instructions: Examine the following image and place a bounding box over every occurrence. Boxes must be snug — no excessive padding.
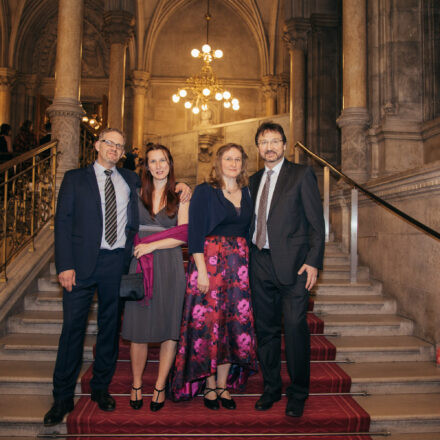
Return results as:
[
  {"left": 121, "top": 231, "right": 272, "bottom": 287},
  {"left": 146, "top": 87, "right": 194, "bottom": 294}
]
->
[
  {"left": 249, "top": 121, "right": 325, "bottom": 418},
  {"left": 43, "top": 128, "right": 141, "bottom": 426}
]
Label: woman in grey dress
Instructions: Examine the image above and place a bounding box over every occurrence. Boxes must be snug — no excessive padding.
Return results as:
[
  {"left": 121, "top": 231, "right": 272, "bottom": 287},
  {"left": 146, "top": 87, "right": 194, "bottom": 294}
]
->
[{"left": 121, "top": 144, "right": 188, "bottom": 412}]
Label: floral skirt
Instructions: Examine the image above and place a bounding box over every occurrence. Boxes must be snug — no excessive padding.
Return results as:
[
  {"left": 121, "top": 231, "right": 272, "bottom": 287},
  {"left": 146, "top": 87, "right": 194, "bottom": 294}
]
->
[{"left": 170, "top": 235, "right": 258, "bottom": 401}]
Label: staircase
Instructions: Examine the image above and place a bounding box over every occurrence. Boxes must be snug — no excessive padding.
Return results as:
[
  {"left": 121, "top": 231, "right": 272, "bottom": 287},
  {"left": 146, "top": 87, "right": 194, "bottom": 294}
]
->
[{"left": 0, "top": 241, "right": 439, "bottom": 439}]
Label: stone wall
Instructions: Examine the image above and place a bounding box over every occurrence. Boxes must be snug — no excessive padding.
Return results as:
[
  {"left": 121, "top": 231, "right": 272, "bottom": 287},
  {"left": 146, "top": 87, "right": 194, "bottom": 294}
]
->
[{"left": 330, "top": 163, "right": 440, "bottom": 345}]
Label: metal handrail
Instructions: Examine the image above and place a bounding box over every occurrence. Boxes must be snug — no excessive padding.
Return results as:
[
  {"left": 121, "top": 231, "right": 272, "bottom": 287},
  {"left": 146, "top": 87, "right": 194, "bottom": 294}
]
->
[
  {"left": 295, "top": 141, "right": 440, "bottom": 240},
  {"left": 0, "top": 141, "right": 58, "bottom": 282}
]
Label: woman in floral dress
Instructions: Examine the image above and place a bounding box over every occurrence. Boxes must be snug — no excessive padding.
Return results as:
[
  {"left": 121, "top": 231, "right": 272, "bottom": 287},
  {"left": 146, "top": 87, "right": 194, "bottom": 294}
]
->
[{"left": 171, "top": 143, "right": 257, "bottom": 410}]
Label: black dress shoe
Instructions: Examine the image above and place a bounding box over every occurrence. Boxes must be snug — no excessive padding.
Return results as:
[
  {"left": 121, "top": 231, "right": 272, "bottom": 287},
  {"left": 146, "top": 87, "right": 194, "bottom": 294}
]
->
[
  {"left": 43, "top": 399, "right": 74, "bottom": 426},
  {"left": 150, "top": 386, "right": 165, "bottom": 412},
  {"left": 129, "top": 384, "right": 143, "bottom": 410},
  {"left": 91, "top": 390, "right": 116, "bottom": 411},
  {"left": 285, "top": 398, "right": 305, "bottom": 417},
  {"left": 203, "top": 387, "right": 219, "bottom": 410},
  {"left": 255, "top": 392, "right": 281, "bottom": 411},
  {"left": 216, "top": 387, "right": 236, "bottom": 410}
]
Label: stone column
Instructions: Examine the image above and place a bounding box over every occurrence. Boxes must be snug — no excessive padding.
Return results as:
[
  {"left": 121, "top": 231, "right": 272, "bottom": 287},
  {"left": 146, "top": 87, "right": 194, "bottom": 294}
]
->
[
  {"left": 47, "top": 0, "right": 84, "bottom": 182},
  {"left": 24, "top": 74, "right": 39, "bottom": 123},
  {"left": 131, "top": 70, "right": 150, "bottom": 154},
  {"left": 336, "top": 0, "right": 370, "bottom": 183},
  {"left": 283, "top": 18, "right": 310, "bottom": 162},
  {"left": 261, "top": 75, "right": 279, "bottom": 116},
  {"left": 0, "top": 68, "right": 16, "bottom": 125},
  {"left": 104, "top": 10, "right": 134, "bottom": 131}
]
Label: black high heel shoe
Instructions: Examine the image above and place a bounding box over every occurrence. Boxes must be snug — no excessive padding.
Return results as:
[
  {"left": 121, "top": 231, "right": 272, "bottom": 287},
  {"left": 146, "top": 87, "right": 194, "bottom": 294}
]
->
[
  {"left": 203, "top": 387, "right": 220, "bottom": 410},
  {"left": 216, "top": 387, "right": 236, "bottom": 410},
  {"left": 129, "top": 385, "right": 143, "bottom": 410},
  {"left": 150, "top": 386, "right": 166, "bottom": 412}
]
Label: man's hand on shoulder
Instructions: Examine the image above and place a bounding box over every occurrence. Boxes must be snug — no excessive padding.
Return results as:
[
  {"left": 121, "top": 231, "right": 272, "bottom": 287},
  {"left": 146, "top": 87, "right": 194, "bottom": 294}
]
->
[
  {"left": 58, "top": 269, "right": 76, "bottom": 292},
  {"left": 175, "top": 182, "right": 192, "bottom": 203},
  {"left": 298, "top": 264, "right": 318, "bottom": 291}
]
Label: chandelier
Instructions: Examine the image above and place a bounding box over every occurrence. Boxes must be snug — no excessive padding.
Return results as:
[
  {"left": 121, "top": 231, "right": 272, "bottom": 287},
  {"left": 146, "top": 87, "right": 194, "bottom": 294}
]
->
[{"left": 171, "top": 0, "right": 239, "bottom": 114}]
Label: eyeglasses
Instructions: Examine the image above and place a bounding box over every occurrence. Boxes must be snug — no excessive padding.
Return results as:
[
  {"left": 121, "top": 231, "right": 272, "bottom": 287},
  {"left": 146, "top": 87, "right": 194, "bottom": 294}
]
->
[
  {"left": 257, "top": 139, "right": 284, "bottom": 148},
  {"left": 100, "top": 138, "right": 124, "bottom": 151}
]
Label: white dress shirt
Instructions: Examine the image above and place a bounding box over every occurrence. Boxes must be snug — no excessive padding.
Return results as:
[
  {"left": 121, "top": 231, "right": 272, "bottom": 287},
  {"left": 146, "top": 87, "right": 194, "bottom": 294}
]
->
[
  {"left": 94, "top": 162, "right": 130, "bottom": 250},
  {"left": 252, "top": 158, "right": 285, "bottom": 249}
]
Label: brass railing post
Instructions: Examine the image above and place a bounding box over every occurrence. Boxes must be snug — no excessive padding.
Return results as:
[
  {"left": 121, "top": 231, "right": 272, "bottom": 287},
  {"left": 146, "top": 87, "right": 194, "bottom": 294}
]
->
[
  {"left": 50, "top": 144, "right": 57, "bottom": 229},
  {"left": 29, "top": 156, "right": 36, "bottom": 252},
  {"left": 1, "top": 170, "right": 9, "bottom": 282},
  {"left": 323, "top": 166, "right": 330, "bottom": 243},
  {"left": 350, "top": 188, "right": 359, "bottom": 283}
]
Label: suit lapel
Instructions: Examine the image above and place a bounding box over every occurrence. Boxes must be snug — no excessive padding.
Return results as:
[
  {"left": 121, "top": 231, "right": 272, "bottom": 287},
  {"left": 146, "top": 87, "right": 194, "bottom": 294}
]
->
[
  {"left": 250, "top": 169, "right": 264, "bottom": 204},
  {"left": 85, "top": 165, "right": 103, "bottom": 225},
  {"left": 268, "top": 160, "right": 290, "bottom": 220}
]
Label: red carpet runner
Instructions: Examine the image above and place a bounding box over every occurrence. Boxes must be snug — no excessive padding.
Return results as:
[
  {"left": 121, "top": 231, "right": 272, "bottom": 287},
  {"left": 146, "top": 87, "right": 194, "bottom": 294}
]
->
[{"left": 68, "top": 307, "right": 371, "bottom": 440}]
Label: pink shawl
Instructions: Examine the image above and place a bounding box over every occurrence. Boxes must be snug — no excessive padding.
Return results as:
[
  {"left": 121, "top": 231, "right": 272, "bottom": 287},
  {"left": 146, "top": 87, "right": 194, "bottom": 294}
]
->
[{"left": 134, "top": 224, "right": 188, "bottom": 306}]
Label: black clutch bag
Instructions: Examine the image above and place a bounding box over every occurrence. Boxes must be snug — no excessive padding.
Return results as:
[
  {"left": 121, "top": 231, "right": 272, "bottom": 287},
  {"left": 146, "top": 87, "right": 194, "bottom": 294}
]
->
[{"left": 119, "top": 273, "right": 144, "bottom": 301}]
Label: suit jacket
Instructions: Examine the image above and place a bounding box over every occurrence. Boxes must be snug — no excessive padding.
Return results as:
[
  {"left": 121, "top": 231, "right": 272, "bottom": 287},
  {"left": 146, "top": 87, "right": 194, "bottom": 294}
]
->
[
  {"left": 55, "top": 164, "right": 140, "bottom": 280},
  {"left": 249, "top": 159, "right": 325, "bottom": 285}
]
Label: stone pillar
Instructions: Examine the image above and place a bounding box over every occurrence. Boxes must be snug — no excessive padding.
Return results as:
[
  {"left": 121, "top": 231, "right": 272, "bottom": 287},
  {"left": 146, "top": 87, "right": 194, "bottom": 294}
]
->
[
  {"left": 261, "top": 75, "right": 279, "bottom": 116},
  {"left": 131, "top": 70, "right": 150, "bottom": 154},
  {"left": 336, "top": 0, "right": 370, "bottom": 183},
  {"left": 24, "top": 74, "right": 39, "bottom": 123},
  {"left": 104, "top": 10, "right": 134, "bottom": 131},
  {"left": 283, "top": 18, "right": 310, "bottom": 162},
  {"left": 0, "top": 68, "right": 16, "bottom": 125},
  {"left": 47, "top": 0, "right": 84, "bottom": 182}
]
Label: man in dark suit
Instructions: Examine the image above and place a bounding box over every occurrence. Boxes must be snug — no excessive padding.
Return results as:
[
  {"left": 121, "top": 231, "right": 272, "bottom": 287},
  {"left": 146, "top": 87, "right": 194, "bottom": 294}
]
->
[
  {"left": 249, "top": 121, "right": 325, "bottom": 417},
  {"left": 44, "top": 128, "right": 140, "bottom": 426}
]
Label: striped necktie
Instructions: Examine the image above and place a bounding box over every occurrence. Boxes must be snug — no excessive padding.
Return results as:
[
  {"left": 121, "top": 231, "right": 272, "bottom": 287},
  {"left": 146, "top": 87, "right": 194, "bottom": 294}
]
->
[
  {"left": 255, "top": 170, "right": 274, "bottom": 250},
  {"left": 104, "top": 169, "right": 117, "bottom": 246}
]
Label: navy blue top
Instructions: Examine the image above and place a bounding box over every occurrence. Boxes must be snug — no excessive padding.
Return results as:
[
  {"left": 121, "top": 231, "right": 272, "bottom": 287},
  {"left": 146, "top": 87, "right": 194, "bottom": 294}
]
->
[{"left": 188, "top": 183, "right": 252, "bottom": 254}]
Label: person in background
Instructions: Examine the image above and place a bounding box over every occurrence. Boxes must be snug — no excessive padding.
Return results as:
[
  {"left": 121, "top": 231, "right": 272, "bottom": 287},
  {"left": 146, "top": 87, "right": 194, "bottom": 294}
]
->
[
  {"left": 171, "top": 143, "right": 258, "bottom": 411},
  {"left": 0, "top": 123, "right": 13, "bottom": 162},
  {"left": 39, "top": 121, "right": 52, "bottom": 145},
  {"left": 122, "top": 144, "right": 188, "bottom": 412},
  {"left": 13, "top": 120, "right": 37, "bottom": 153}
]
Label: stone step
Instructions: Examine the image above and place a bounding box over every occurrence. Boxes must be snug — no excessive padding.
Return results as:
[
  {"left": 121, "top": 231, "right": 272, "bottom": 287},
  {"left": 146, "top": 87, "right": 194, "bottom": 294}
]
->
[
  {"left": 322, "top": 314, "right": 414, "bottom": 336},
  {"left": 0, "top": 394, "right": 68, "bottom": 437},
  {"left": 37, "top": 277, "right": 61, "bottom": 292},
  {"left": 8, "top": 310, "right": 98, "bottom": 334},
  {"left": 342, "top": 361, "right": 440, "bottom": 394},
  {"left": 25, "top": 290, "right": 98, "bottom": 312},
  {"left": 314, "top": 294, "right": 397, "bottom": 314},
  {"left": 0, "top": 360, "right": 90, "bottom": 395},
  {"left": 355, "top": 393, "right": 440, "bottom": 433},
  {"left": 333, "top": 335, "right": 434, "bottom": 362},
  {"left": 320, "top": 264, "right": 370, "bottom": 281},
  {"left": 0, "top": 333, "right": 96, "bottom": 361},
  {"left": 387, "top": 434, "right": 440, "bottom": 440},
  {"left": 312, "top": 279, "right": 383, "bottom": 296}
]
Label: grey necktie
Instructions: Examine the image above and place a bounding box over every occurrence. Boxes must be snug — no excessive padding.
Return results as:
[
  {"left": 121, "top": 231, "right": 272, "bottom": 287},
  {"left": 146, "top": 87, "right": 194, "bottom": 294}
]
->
[
  {"left": 104, "top": 169, "right": 117, "bottom": 246},
  {"left": 256, "top": 170, "right": 274, "bottom": 250}
]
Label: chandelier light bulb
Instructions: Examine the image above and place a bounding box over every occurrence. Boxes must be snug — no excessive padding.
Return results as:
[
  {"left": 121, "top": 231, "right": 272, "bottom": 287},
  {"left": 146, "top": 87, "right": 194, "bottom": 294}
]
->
[
  {"left": 89, "top": 118, "right": 96, "bottom": 126},
  {"left": 192, "top": 107, "right": 200, "bottom": 114},
  {"left": 172, "top": 94, "right": 180, "bottom": 103},
  {"left": 231, "top": 98, "right": 239, "bottom": 106},
  {"left": 232, "top": 104, "right": 240, "bottom": 111},
  {"left": 214, "top": 49, "right": 223, "bottom": 58},
  {"left": 202, "top": 88, "right": 211, "bottom": 96},
  {"left": 224, "top": 101, "right": 231, "bottom": 108},
  {"left": 82, "top": 116, "right": 89, "bottom": 122},
  {"left": 184, "top": 101, "right": 192, "bottom": 109},
  {"left": 179, "top": 89, "right": 187, "bottom": 98},
  {"left": 223, "top": 91, "right": 231, "bottom": 100},
  {"left": 215, "top": 92, "right": 223, "bottom": 101},
  {"left": 201, "top": 104, "right": 208, "bottom": 111},
  {"left": 191, "top": 49, "right": 200, "bottom": 58},
  {"left": 202, "top": 44, "right": 211, "bottom": 53}
]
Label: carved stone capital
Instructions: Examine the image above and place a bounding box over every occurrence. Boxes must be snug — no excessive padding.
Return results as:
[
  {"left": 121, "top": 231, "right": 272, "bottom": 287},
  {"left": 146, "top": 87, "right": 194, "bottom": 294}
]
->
[
  {"left": 198, "top": 133, "right": 218, "bottom": 163},
  {"left": 0, "top": 68, "right": 16, "bottom": 91},
  {"left": 283, "top": 18, "right": 311, "bottom": 53},
  {"left": 130, "top": 70, "right": 150, "bottom": 95},
  {"left": 277, "top": 73, "right": 290, "bottom": 89},
  {"left": 261, "top": 75, "right": 279, "bottom": 99},
  {"left": 103, "top": 10, "right": 135, "bottom": 46},
  {"left": 336, "top": 107, "right": 370, "bottom": 129},
  {"left": 47, "top": 97, "right": 84, "bottom": 119}
]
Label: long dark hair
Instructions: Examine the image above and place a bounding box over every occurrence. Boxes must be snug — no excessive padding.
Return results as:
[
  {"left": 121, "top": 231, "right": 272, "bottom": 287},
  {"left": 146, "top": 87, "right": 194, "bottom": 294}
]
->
[
  {"left": 208, "top": 143, "right": 249, "bottom": 188},
  {"left": 141, "top": 143, "right": 178, "bottom": 218}
]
